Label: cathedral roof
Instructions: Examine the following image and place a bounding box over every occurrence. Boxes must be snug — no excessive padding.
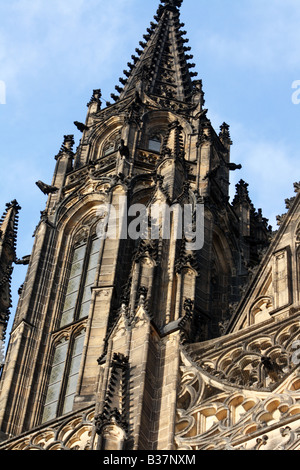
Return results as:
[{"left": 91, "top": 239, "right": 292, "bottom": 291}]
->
[{"left": 112, "top": 0, "right": 198, "bottom": 104}]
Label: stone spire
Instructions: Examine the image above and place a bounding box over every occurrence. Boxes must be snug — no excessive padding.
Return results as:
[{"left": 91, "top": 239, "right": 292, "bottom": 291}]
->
[
  {"left": 113, "top": 0, "right": 197, "bottom": 104},
  {"left": 0, "top": 200, "right": 20, "bottom": 348}
]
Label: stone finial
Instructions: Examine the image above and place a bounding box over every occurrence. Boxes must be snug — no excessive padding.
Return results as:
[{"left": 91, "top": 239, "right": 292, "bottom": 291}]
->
[
  {"left": 232, "top": 179, "right": 251, "bottom": 206},
  {"left": 294, "top": 181, "right": 300, "bottom": 194},
  {"left": 219, "top": 122, "right": 233, "bottom": 145},
  {"left": 54, "top": 135, "right": 75, "bottom": 160},
  {"left": 87, "top": 89, "right": 102, "bottom": 107},
  {"left": 160, "top": 0, "right": 183, "bottom": 9}
]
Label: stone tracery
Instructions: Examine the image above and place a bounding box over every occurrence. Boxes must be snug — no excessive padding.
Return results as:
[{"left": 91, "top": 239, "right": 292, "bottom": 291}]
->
[{"left": 175, "top": 313, "right": 300, "bottom": 450}]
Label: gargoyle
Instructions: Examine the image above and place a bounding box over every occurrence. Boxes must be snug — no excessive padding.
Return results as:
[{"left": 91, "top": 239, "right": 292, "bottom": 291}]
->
[
  {"left": 119, "top": 139, "right": 130, "bottom": 159},
  {"left": 226, "top": 162, "right": 242, "bottom": 171},
  {"left": 194, "top": 108, "right": 208, "bottom": 121},
  {"left": 74, "top": 121, "right": 89, "bottom": 132},
  {"left": 36, "top": 181, "right": 58, "bottom": 195},
  {"left": 15, "top": 255, "right": 30, "bottom": 265}
]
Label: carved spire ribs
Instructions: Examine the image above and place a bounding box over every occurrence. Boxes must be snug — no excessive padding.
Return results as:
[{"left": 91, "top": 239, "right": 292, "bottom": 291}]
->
[
  {"left": 95, "top": 353, "right": 129, "bottom": 446},
  {"left": 0, "top": 200, "right": 21, "bottom": 345},
  {"left": 0, "top": 200, "right": 21, "bottom": 251},
  {"left": 161, "top": 120, "right": 185, "bottom": 159},
  {"left": 114, "top": 0, "right": 197, "bottom": 105},
  {"left": 160, "top": 0, "right": 183, "bottom": 7}
]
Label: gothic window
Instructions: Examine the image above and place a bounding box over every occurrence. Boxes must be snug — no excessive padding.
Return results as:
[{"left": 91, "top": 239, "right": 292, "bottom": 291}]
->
[
  {"left": 148, "top": 134, "right": 162, "bottom": 152},
  {"left": 42, "top": 225, "right": 102, "bottom": 423},
  {"left": 60, "top": 235, "right": 101, "bottom": 327},
  {"left": 62, "top": 331, "right": 85, "bottom": 414},
  {"left": 42, "top": 330, "right": 85, "bottom": 423},
  {"left": 103, "top": 141, "right": 116, "bottom": 156},
  {"left": 102, "top": 134, "right": 121, "bottom": 157},
  {"left": 42, "top": 337, "right": 68, "bottom": 423}
]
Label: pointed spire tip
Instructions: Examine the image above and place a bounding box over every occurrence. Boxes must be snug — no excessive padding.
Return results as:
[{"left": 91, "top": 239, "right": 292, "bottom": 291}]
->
[{"left": 160, "top": 0, "right": 183, "bottom": 8}]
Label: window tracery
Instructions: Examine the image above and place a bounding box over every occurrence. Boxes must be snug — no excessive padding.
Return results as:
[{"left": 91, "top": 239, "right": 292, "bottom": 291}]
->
[
  {"left": 60, "top": 232, "right": 101, "bottom": 327},
  {"left": 102, "top": 134, "right": 121, "bottom": 157},
  {"left": 42, "top": 327, "right": 87, "bottom": 424},
  {"left": 42, "top": 221, "right": 102, "bottom": 423}
]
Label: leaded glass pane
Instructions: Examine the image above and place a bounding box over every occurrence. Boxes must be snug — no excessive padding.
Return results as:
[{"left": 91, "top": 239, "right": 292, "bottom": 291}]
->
[
  {"left": 49, "top": 362, "right": 66, "bottom": 384},
  {"left": 79, "top": 301, "right": 91, "bottom": 318},
  {"left": 65, "top": 373, "right": 79, "bottom": 396},
  {"left": 61, "top": 333, "right": 85, "bottom": 415},
  {"left": 90, "top": 237, "right": 102, "bottom": 254},
  {"left": 62, "top": 291, "right": 77, "bottom": 313},
  {"left": 72, "top": 244, "right": 86, "bottom": 263},
  {"left": 81, "top": 285, "right": 92, "bottom": 304},
  {"left": 45, "top": 382, "right": 61, "bottom": 403},
  {"left": 68, "top": 353, "right": 83, "bottom": 376},
  {"left": 66, "top": 274, "right": 81, "bottom": 295},
  {"left": 52, "top": 340, "right": 68, "bottom": 365},
  {"left": 62, "top": 394, "right": 76, "bottom": 414},
  {"left": 148, "top": 137, "right": 161, "bottom": 152},
  {"left": 42, "top": 403, "right": 57, "bottom": 423},
  {"left": 73, "top": 334, "right": 85, "bottom": 356},
  {"left": 69, "top": 260, "right": 84, "bottom": 278},
  {"left": 60, "top": 243, "right": 87, "bottom": 327},
  {"left": 42, "top": 339, "right": 68, "bottom": 423},
  {"left": 60, "top": 310, "right": 74, "bottom": 327},
  {"left": 85, "top": 268, "right": 97, "bottom": 286},
  {"left": 88, "top": 251, "right": 99, "bottom": 270}
]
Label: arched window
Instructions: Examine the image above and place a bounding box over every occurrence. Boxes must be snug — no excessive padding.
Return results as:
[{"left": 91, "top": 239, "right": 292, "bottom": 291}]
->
[
  {"left": 60, "top": 235, "right": 101, "bottom": 327},
  {"left": 102, "top": 134, "right": 121, "bottom": 157},
  {"left": 42, "top": 337, "right": 69, "bottom": 423},
  {"left": 62, "top": 331, "right": 86, "bottom": 415},
  {"left": 42, "top": 225, "right": 102, "bottom": 423},
  {"left": 42, "top": 330, "right": 85, "bottom": 423},
  {"left": 103, "top": 141, "right": 116, "bottom": 156}
]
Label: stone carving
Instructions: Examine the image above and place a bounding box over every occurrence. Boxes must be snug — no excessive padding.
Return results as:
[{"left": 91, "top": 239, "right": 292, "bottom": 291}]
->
[
  {"left": 95, "top": 353, "right": 129, "bottom": 441},
  {"left": 175, "top": 340, "right": 300, "bottom": 450},
  {"left": 2, "top": 408, "right": 95, "bottom": 450},
  {"left": 35, "top": 180, "right": 58, "bottom": 195}
]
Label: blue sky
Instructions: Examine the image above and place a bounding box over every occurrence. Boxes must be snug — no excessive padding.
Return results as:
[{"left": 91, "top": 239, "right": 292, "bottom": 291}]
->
[{"left": 1, "top": 0, "right": 300, "bottom": 344}]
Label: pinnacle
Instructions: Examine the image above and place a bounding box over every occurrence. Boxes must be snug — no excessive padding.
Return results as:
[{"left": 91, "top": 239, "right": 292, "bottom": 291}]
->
[
  {"left": 160, "top": 0, "right": 183, "bottom": 9},
  {"left": 0, "top": 200, "right": 21, "bottom": 238},
  {"left": 0, "top": 200, "right": 20, "bottom": 344}
]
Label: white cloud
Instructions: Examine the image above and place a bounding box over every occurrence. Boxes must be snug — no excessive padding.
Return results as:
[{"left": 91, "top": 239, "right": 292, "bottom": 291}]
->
[
  {"left": 0, "top": 0, "right": 139, "bottom": 99},
  {"left": 190, "top": 0, "right": 300, "bottom": 72}
]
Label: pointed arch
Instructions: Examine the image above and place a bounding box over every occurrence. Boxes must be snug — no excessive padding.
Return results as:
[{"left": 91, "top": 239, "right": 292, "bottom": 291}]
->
[{"left": 88, "top": 116, "right": 124, "bottom": 162}]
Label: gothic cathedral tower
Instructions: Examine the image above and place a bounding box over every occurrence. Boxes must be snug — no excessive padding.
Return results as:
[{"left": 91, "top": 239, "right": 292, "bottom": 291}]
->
[{"left": 2, "top": 0, "right": 300, "bottom": 451}]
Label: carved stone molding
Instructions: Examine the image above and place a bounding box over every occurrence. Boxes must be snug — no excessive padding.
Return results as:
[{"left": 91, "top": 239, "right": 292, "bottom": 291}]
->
[
  {"left": 175, "top": 347, "right": 300, "bottom": 450},
  {"left": 0, "top": 408, "right": 95, "bottom": 450}
]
